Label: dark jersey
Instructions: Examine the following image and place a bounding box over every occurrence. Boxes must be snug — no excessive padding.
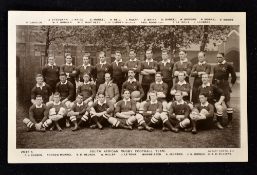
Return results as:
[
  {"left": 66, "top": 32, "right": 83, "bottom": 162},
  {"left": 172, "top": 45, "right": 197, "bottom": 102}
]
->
[
  {"left": 158, "top": 60, "right": 174, "bottom": 82},
  {"left": 29, "top": 104, "right": 48, "bottom": 123},
  {"left": 212, "top": 62, "right": 237, "bottom": 84},
  {"left": 197, "top": 84, "right": 224, "bottom": 104},
  {"left": 31, "top": 83, "right": 52, "bottom": 103},
  {"left": 56, "top": 80, "right": 74, "bottom": 101},
  {"left": 141, "top": 60, "right": 158, "bottom": 85}
]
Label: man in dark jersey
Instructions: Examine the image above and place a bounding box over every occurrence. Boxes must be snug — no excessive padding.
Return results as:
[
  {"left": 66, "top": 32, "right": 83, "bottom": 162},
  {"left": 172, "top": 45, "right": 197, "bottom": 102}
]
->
[
  {"left": 198, "top": 73, "right": 225, "bottom": 129},
  {"left": 191, "top": 51, "right": 211, "bottom": 104},
  {"left": 212, "top": 53, "right": 237, "bottom": 128},
  {"left": 42, "top": 55, "right": 59, "bottom": 93}
]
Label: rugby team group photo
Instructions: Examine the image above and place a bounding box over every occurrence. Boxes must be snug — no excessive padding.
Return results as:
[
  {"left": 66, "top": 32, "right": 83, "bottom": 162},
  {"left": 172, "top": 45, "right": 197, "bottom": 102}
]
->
[
  {"left": 14, "top": 24, "right": 241, "bottom": 149},
  {"left": 23, "top": 48, "right": 237, "bottom": 135}
]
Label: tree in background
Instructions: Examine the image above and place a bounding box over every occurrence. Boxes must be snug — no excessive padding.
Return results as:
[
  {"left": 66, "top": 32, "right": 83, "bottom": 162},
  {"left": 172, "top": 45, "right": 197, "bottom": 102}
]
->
[{"left": 31, "top": 25, "right": 236, "bottom": 63}]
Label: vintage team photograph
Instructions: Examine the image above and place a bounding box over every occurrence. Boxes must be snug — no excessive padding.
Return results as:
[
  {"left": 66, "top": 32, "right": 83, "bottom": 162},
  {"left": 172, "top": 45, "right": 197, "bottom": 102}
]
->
[{"left": 15, "top": 23, "right": 241, "bottom": 149}]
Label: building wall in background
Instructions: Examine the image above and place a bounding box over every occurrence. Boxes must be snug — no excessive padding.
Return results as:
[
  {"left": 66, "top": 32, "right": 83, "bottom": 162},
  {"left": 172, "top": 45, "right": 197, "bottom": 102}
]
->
[{"left": 16, "top": 26, "right": 240, "bottom": 106}]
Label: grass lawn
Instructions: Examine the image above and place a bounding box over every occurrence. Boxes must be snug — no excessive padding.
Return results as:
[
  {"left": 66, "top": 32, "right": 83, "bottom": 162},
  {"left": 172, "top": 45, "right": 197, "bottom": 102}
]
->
[{"left": 16, "top": 98, "right": 240, "bottom": 149}]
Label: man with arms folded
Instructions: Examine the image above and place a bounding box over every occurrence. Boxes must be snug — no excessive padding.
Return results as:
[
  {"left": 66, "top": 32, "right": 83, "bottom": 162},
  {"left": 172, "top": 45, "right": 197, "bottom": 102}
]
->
[{"left": 23, "top": 95, "right": 52, "bottom": 132}]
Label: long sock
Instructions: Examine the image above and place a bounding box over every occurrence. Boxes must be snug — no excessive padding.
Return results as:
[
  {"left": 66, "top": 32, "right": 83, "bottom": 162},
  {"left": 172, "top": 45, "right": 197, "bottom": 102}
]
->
[
  {"left": 227, "top": 113, "right": 233, "bottom": 122},
  {"left": 164, "top": 121, "right": 178, "bottom": 132},
  {"left": 118, "top": 122, "right": 132, "bottom": 130},
  {"left": 91, "top": 116, "right": 102, "bottom": 129},
  {"left": 191, "top": 120, "right": 197, "bottom": 133}
]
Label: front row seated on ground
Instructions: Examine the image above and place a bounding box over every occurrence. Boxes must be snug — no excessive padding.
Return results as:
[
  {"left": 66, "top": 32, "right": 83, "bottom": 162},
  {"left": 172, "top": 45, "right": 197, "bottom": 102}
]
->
[{"left": 23, "top": 90, "right": 222, "bottom": 134}]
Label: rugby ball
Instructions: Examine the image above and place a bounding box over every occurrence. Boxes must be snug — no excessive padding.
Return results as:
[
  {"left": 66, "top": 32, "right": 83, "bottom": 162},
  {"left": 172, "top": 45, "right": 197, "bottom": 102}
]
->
[{"left": 131, "top": 91, "right": 141, "bottom": 99}]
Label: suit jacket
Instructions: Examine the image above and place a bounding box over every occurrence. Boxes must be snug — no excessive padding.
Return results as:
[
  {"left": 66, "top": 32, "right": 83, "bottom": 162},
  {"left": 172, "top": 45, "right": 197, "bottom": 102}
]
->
[{"left": 97, "top": 82, "right": 119, "bottom": 101}]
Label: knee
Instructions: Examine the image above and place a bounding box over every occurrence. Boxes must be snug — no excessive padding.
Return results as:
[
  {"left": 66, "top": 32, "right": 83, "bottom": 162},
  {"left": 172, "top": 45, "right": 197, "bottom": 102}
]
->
[
  {"left": 42, "top": 119, "right": 52, "bottom": 128},
  {"left": 81, "top": 113, "right": 89, "bottom": 121},
  {"left": 126, "top": 115, "right": 137, "bottom": 126},
  {"left": 162, "top": 101, "right": 168, "bottom": 111},
  {"left": 70, "top": 115, "right": 76, "bottom": 122},
  {"left": 215, "top": 104, "right": 224, "bottom": 113},
  {"left": 58, "top": 107, "right": 66, "bottom": 116},
  {"left": 87, "top": 101, "right": 93, "bottom": 107},
  {"left": 180, "top": 118, "right": 190, "bottom": 128},
  {"left": 160, "top": 113, "right": 168, "bottom": 123},
  {"left": 65, "top": 101, "right": 72, "bottom": 109},
  {"left": 23, "top": 118, "right": 34, "bottom": 128},
  {"left": 139, "top": 101, "right": 146, "bottom": 110},
  {"left": 23, "top": 118, "right": 30, "bottom": 124},
  {"left": 136, "top": 102, "right": 141, "bottom": 111},
  {"left": 151, "top": 113, "right": 161, "bottom": 123},
  {"left": 166, "top": 102, "right": 172, "bottom": 111},
  {"left": 108, "top": 117, "right": 120, "bottom": 127}
]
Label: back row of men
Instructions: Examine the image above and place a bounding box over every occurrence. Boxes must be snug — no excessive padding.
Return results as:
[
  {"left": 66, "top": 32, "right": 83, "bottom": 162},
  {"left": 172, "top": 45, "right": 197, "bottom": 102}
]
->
[{"left": 24, "top": 49, "right": 237, "bottom": 134}]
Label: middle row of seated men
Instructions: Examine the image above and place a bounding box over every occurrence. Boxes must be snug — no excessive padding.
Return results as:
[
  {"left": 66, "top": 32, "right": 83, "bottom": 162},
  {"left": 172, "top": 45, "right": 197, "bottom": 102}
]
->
[{"left": 25, "top": 67, "right": 226, "bottom": 134}]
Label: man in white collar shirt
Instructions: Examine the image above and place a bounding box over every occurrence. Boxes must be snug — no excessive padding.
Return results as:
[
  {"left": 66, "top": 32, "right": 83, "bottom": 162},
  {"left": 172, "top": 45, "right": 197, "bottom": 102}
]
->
[
  {"left": 189, "top": 93, "right": 214, "bottom": 134},
  {"left": 111, "top": 50, "right": 126, "bottom": 93},
  {"left": 124, "top": 49, "right": 141, "bottom": 80},
  {"left": 95, "top": 51, "right": 112, "bottom": 91},
  {"left": 67, "top": 93, "right": 90, "bottom": 131},
  {"left": 168, "top": 91, "right": 191, "bottom": 131},
  {"left": 171, "top": 71, "right": 191, "bottom": 102},
  {"left": 77, "top": 73, "right": 96, "bottom": 107},
  {"left": 115, "top": 90, "right": 153, "bottom": 131},
  {"left": 60, "top": 53, "right": 77, "bottom": 101},
  {"left": 76, "top": 54, "right": 95, "bottom": 83},
  {"left": 149, "top": 72, "right": 169, "bottom": 113},
  {"left": 97, "top": 73, "right": 119, "bottom": 105},
  {"left": 140, "top": 49, "right": 158, "bottom": 100},
  {"left": 191, "top": 51, "right": 211, "bottom": 104},
  {"left": 212, "top": 53, "right": 237, "bottom": 128},
  {"left": 23, "top": 95, "right": 52, "bottom": 132},
  {"left": 31, "top": 74, "right": 52, "bottom": 106},
  {"left": 158, "top": 49, "right": 174, "bottom": 101},
  {"left": 47, "top": 92, "right": 67, "bottom": 131},
  {"left": 42, "top": 55, "right": 60, "bottom": 93},
  {"left": 55, "top": 72, "right": 74, "bottom": 127},
  {"left": 173, "top": 50, "right": 192, "bottom": 83},
  {"left": 90, "top": 92, "right": 131, "bottom": 130},
  {"left": 140, "top": 91, "right": 178, "bottom": 132}
]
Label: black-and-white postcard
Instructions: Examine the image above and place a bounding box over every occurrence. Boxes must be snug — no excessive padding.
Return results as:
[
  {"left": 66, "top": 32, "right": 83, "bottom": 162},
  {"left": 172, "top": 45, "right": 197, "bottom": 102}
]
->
[{"left": 8, "top": 11, "right": 247, "bottom": 163}]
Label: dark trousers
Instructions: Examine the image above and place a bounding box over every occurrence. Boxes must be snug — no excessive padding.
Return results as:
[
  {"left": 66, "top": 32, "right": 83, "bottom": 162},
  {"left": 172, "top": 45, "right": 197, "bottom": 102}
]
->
[
  {"left": 45, "top": 79, "right": 58, "bottom": 93},
  {"left": 142, "top": 84, "right": 150, "bottom": 100},
  {"left": 67, "top": 78, "right": 76, "bottom": 101},
  {"left": 113, "top": 77, "right": 125, "bottom": 97},
  {"left": 163, "top": 79, "right": 173, "bottom": 101}
]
